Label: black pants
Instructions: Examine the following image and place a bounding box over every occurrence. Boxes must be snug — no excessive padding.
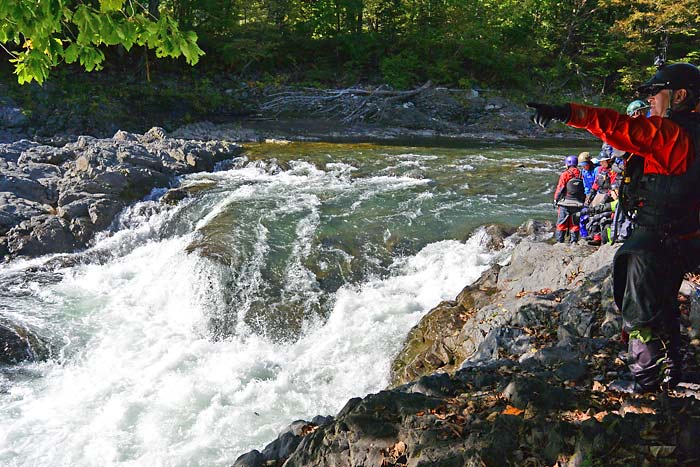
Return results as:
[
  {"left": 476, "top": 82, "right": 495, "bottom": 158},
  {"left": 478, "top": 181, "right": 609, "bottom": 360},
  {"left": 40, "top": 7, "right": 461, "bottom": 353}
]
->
[{"left": 612, "top": 229, "right": 699, "bottom": 388}]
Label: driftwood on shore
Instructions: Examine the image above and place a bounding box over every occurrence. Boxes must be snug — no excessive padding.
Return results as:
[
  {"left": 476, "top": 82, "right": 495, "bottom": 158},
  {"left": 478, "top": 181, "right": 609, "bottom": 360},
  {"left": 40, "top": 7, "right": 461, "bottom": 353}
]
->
[{"left": 260, "top": 81, "right": 436, "bottom": 123}]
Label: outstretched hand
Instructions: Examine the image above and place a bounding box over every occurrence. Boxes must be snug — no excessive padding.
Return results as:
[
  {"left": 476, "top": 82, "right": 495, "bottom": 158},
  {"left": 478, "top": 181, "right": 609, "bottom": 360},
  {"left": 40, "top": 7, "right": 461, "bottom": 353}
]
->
[{"left": 526, "top": 102, "right": 571, "bottom": 128}]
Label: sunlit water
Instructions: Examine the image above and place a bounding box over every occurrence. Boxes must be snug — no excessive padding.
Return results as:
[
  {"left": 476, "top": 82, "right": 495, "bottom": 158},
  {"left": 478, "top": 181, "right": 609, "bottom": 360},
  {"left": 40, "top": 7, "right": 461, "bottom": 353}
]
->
[{"left": 0, "top": 140, "right": 592, "bottom": 466}]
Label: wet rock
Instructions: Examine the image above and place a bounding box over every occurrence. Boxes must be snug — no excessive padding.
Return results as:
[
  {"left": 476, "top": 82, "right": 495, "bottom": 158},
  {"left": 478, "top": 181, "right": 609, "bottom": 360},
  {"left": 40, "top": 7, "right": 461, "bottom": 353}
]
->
[
  {"left": 231, "top": 450, "right": 264, "bottom": 467},
  {"left": 5, "top": 215, "right": 76, "bottom": 256},
  {"left": 390, "top": 265, "right": 501, "bottom": 387},
  {"left": 480, "top": 224, "right": 516, "bottom": 250},
  {"left": 160, "top": 187, "right": 190, "bottom": 205},
  {"left": 0, "top": 321, "right": 49, "bottom": 364}
]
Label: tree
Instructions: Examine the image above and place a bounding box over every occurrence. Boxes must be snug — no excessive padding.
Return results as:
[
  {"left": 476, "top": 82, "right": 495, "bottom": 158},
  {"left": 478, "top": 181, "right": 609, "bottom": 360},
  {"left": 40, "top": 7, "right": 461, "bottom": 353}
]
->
[{"left": 0, "top": 0, "right": 204, "bottom": 84}]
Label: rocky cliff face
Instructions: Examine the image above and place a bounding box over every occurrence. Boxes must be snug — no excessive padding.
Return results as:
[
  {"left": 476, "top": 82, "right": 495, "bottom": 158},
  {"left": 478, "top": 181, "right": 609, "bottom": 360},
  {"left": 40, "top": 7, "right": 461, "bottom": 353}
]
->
[
  {"left": 0, "top": 127, "right": 242, "bottom": 261},
  {"left": 233, "top": 228, "right": 700, "bottom": 467}
]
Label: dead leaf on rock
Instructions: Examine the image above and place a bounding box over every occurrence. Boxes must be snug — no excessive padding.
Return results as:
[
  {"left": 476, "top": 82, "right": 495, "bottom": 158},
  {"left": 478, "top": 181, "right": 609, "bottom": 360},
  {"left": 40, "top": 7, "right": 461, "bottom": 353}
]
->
[
  {"left": 502, "top": 405, "right": 524, "bottom": 416},
  {"left": 515, "top": 290, "right": 529, "bottom": 298},
  {"left": 486, "top": 411, "right": 499, "bottom": 422},
  {"left": 535, "top": 288, "right": 552, "bottom": 295},
  {"left": 620, "top": 403, "right": 656, "bottom": 416},
  {"left": 649, "top": 445, "right": 676, "bottom": 457},
  {"left": 300, "top": 424, "right": 319, "bottom": 436},
  {"left": 592, "top": 381, "right": 606, "bottom": 392},
  {"left": 593, "top": 411, "right": 609, "bottom": 422},
  {"left": 389, "top": 441, "right": 407, "bottom": 457},
  {"left": 560, "top": 410, "right": 591, "bottom": 423}
]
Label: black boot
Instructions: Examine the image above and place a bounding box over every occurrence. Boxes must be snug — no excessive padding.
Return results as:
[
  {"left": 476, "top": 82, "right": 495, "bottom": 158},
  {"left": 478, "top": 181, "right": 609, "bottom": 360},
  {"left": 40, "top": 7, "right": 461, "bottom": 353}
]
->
[
  {"left": 555, "top": 230, "right": 566, "bottom": 243},
  {"left": 662, "top": 318, "right": 683, "bottom": 389},
  {"left": 570, "top": 231, "right": 580, "bottom": 244},
  {"left": 628, "top": 332, "right": 665, "bottom": 392}
]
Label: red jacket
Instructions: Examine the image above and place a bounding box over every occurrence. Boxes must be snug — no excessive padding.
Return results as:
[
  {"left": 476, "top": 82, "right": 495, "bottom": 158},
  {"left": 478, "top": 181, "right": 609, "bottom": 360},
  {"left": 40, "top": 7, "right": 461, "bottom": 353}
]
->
[
  {"left": 567, "top": 103, "right": 695, "bottom": 176},
  {"left": 554, "top": 167, "right": 581, "bottom": 202}
]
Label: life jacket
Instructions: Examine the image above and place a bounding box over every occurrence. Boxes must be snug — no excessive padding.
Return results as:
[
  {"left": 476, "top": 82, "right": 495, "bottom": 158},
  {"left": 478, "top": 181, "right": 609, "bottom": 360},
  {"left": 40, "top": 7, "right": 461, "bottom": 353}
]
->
[
  {"left": 556, "top": 168, "right": 585, "bottom": 206},
  {"left": 594, "top": 167, "right": 614, "bottom": 194},
  {"left": 564, "top": 177, "right": 585, "bottom": 202},
  {"left": 619, "top": 112, "right": 700, "bottom": 234}
]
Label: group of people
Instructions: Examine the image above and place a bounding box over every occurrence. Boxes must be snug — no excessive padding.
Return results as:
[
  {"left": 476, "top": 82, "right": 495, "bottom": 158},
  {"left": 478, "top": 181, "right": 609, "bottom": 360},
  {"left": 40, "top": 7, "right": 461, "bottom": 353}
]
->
[
  {"left": 553, "top": 142, "right": 628, "bottom": 246},
  {"left": 529, "top": 62, "right": 700, "bottom": 394}
]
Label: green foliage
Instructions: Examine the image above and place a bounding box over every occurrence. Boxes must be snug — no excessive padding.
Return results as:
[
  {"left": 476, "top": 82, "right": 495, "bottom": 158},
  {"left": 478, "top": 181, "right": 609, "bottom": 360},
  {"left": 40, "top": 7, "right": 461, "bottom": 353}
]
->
[
  {"left": 380, "top": 53, "right": 421, "bottom": 89},
  {"left": 4, "top": 0, "right": 700, "bottom": 98},
  {"left": 1, "top": 0, "right": 204, "bottom": 84}
]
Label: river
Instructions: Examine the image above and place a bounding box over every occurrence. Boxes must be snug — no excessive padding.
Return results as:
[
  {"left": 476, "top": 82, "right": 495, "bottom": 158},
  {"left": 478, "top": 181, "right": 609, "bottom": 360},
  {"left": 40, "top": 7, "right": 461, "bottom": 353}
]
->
[{"left": 0, "top": 140, "right": 592, "bottom": 466}]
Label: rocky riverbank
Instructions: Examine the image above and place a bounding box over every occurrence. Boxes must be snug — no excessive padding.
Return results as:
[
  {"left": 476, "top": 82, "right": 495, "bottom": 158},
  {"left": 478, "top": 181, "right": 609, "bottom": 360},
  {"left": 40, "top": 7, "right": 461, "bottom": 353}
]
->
[
  {"left": 0, "top": 127, "right": 242, "bottom": 262},
  {"left": 232, "top": 224, "right": 700, "bottom": 467},
  {"left": 1, "top": 81, "right": 588, "bottom": 144}
]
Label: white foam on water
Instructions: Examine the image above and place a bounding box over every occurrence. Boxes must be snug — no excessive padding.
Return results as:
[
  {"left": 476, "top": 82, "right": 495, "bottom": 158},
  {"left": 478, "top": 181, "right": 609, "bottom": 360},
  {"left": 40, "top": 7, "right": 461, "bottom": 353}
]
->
[
  {"left": 3, "top": 144, "right": 547, "bottom": 467},
  {"left": 0, "top": 223, "right": 494, "bottom": 467}
]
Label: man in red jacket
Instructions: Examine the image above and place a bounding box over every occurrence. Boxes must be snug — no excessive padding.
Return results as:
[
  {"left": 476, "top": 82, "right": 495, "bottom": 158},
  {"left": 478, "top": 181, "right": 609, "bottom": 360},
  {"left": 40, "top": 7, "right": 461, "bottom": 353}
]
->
[{"left": 528, "top": 62, "right": 700, "bottom": 393}]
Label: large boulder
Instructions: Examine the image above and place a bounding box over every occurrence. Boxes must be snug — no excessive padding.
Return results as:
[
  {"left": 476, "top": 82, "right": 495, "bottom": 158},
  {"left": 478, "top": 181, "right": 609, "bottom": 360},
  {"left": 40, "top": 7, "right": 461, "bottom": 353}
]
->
[{"left": 391, "top": 235, "right": 620, "bottom": 387}]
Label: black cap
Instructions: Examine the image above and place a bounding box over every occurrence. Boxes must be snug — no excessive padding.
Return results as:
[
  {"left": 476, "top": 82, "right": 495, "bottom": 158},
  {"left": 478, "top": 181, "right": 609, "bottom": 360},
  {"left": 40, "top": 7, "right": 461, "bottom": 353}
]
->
[{"left": 638, "top": 63, "right": 700, "bottom": 95}]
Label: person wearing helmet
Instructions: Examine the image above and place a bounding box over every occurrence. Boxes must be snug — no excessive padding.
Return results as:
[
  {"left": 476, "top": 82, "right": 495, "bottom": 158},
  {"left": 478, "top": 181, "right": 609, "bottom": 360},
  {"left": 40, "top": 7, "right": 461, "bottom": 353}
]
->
[
  {"left": 554, "top": 155, "right": 585, "bottom": 243},
  {"left": 527, "top": 62, "right": 700, "bottom": 393},
  {"left": 626, "top": 99, "right": 650, "bottom": 118},
  {"left": 587, "top": 144, "right": 619, "bottom": 207},
  {"left": 578, "top": 151, "right": 596, "bottom": 195}
]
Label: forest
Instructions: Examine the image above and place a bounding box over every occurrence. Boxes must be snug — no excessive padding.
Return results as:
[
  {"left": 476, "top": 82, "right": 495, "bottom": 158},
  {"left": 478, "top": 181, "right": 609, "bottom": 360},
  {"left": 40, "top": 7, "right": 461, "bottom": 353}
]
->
[{"left": 1, "top": 0, "right": 700, "bottom": 101}]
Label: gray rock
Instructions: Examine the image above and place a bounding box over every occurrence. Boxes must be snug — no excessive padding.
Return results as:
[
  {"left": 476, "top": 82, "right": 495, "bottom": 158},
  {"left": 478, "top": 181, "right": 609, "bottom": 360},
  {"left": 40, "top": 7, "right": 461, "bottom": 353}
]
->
[
  {"left": 5, "top": 215, "right": 75, "bottom": 256},
  {"left": 402, "top": 372, "right": 461, "bottom": 397},
  {"left": 17, "top": 146, "right": 74, "bottom": 165},
  {"left": 88, "top": 198, "right": 123, "bottom": 229},
  {"left": 690, "top": 293, "right": 700, "bottom": 339},
  {"left": 138, "top": 127, "right": 167, "bottom": 144},
  {"left": 462, "top": 327, "right": 531, "bottom": 366},
  {"left": 57, "top": 198, "right": 95, "bottom": 219},
  {"left": 112, "top": 130, "right": 139, "bottom": 142},
  {"left": 0, "top": 321, "right": 49, "bottom": 364},
  {"left": 0, "top": 174, "right": 50, "bottom": 204},
  {"left": 502, "top": 376, "right": 575, "bottom": 410},
  {"left": 555, "top": 360, "right": 588, "bottom": 382},
  {"left": 0, "top": 193, "right": 51, "bottom": 235},
  {"left": 231, "top": 450, "right": 264, "bottom": 467},
  {"left": 261, "top": 430, "right": 302, "bottom": 462},
  {"left": 0, "top": 139, "right": 40, "bottom": 163}
]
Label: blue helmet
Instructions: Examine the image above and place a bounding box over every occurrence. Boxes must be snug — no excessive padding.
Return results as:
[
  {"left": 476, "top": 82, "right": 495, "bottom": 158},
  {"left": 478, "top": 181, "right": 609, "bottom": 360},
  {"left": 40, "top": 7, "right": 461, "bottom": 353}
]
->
[{"left": 565, "top": 155, "right": 578, "bottom": 167}]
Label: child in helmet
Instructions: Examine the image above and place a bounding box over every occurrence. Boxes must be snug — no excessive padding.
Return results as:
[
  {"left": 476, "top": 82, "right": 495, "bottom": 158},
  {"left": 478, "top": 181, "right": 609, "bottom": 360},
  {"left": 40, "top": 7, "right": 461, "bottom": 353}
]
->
[{"left": 554, "top": 155, "right": 585, "bottom": 243}]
